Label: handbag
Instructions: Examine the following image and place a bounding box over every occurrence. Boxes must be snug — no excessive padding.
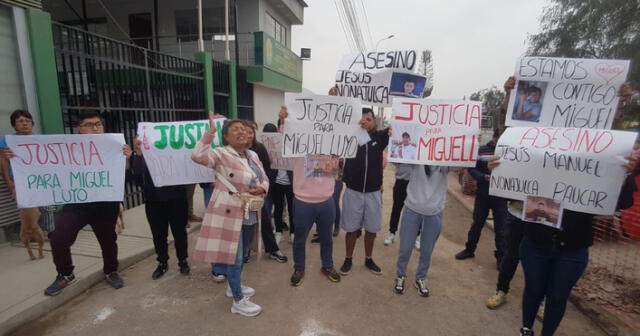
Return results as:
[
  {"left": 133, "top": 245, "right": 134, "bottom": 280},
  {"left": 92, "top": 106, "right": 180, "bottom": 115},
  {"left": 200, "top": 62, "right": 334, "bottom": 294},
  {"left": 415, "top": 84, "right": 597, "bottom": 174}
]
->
[{"left": 215, "top": 171, "right": 264, "bottom": 219}]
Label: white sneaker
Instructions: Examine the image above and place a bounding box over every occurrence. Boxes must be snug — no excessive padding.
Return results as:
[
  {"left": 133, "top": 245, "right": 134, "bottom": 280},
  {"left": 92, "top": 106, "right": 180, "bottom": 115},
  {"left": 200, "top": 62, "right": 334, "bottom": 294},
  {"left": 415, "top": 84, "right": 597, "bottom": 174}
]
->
[
  {"left": 414, "top": 239, "right": 421, "bottom": 251},
  {"left": 231, "top": 296, "right": 262, "bottom": 317},
  {"left": 289, "top": 233, "right": 295, "bottom": 244},
  {"left": 211, "top": 272, "right": 226, "bottom": 283},
  {"left": 384, "top": 233, "right": 395, "bottom": 246},
  {"left": 226, "top": 284, "right": 256, "bottom": 298},
  {"left": 275, "top": 232, "right": 283, "bottom": 244}
]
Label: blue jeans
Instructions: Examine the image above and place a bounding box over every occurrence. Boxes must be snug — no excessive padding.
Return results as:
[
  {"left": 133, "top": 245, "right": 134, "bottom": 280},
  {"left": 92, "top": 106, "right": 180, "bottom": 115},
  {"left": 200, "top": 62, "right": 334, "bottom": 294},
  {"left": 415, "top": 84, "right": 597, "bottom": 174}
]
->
[
  {"left": 396, "top": 207, "right": 443, "bottom": 279},
  {"left": 211, "top": 225, "right": 255, "bottom": 301},
  {"left": 333, "top": 181, "right": 343, "bottom": 233},
  {"left": 520, "top": 237, "right": 588, "bottom": 336},
  {"left": 203, "top": 184, "right": 214, "bottom": 207},
  {"left": 293, "top": 197, "right": 335, "bottom": 270}
]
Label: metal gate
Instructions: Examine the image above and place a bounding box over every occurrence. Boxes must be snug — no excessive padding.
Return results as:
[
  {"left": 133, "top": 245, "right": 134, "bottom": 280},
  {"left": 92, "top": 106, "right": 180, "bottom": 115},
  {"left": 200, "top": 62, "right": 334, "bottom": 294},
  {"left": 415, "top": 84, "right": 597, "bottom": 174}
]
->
[{"left": 52, "top": 22, "right": 207, "bottom": 209}]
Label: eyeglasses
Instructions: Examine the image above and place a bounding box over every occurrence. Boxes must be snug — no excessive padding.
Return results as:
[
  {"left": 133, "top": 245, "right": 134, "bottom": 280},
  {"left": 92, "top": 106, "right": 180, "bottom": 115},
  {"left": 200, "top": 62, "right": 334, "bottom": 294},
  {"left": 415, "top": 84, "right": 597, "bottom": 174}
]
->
[{"left": 79, "top": 122, "right": 104, "bottom": 129}]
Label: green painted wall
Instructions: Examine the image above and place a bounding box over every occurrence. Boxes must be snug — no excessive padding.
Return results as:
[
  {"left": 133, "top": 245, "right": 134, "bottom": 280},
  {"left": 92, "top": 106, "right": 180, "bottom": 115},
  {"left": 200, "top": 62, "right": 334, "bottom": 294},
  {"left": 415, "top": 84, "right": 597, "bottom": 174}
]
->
[
  {"left": 228, "top": 61, "right": 238, "bottom": 119},
  {"left": 194, "top": 52, "right": 214, "bottom": 113},
  {"left": 26, "top": 9, "right": 63, "bottom": 134},
  {"left": 246, "top": 66, "right": 302, "bottom": 92}
]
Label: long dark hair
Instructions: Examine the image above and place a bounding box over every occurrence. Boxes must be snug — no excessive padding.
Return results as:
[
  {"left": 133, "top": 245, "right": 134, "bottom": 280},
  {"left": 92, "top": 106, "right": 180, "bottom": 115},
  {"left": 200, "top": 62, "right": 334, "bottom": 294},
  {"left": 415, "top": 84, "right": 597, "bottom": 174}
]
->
[{"left": 424, "top": 165, "right": 432, "bottom": 177}]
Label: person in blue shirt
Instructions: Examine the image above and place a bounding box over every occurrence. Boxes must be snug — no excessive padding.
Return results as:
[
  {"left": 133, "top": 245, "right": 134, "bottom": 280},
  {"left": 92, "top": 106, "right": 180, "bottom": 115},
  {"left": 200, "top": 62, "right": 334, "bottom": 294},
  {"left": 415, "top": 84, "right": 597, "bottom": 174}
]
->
[{"left": 515, "top": 86, "right": 543, "bottom": 122}]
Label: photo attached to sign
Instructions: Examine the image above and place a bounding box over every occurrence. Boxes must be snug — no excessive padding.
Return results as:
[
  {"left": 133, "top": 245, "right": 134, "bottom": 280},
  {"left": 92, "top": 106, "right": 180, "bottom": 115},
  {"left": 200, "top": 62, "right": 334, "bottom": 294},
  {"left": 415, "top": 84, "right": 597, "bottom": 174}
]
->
[
  {"left": 304, "top": 155, "right": 339, "bottom": 178},
  {"left": 523, "top": 196, "right": 564, "bottom": 229},
  {"left": 505, "top": 57, "right": 630, "bottom": 129},
  {"left": 511, "top": 81, "right": 547, "bottom": 123},
  {"left": 389, "top": 73, "right": 427, "bottom": 99},
  {"left": 389, "top": 123, "right": 419, "bottom": 161}
]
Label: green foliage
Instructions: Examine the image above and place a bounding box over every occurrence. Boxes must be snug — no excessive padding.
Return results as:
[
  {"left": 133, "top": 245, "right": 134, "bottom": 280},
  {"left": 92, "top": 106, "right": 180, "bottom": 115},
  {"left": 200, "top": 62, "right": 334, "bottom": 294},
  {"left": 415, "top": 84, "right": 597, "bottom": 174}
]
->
[
  {"left": 469, "top": 86, "right": 505, "bottom": 130},
  {"left": 528, "top": 0, "right": 640, "bottom": 87}
]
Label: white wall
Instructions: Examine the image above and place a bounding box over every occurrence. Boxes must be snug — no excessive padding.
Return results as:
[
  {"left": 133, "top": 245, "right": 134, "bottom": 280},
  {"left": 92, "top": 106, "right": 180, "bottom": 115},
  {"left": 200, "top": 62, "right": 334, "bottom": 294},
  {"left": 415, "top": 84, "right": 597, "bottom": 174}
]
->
[{"left": 253, "top": 85, "right": 283, "bottom": 129}]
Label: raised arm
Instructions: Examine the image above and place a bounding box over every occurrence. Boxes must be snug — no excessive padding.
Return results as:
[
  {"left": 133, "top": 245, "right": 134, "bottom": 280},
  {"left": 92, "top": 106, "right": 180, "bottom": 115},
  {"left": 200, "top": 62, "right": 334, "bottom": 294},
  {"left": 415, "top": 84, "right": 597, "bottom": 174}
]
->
[{"left": 191, "top": 115, "right": 221, "bottom": 168}]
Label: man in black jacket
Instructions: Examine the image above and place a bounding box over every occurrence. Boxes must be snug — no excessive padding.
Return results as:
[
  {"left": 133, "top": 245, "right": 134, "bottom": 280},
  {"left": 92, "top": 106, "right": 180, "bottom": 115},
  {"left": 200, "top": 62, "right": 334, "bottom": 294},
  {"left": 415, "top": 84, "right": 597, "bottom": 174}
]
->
[
  {"left": 455, "top": 129, "right": 507, "bottom": 269},
  {"left": 339, "top": 108, "right": 390, "bottom": 275}
]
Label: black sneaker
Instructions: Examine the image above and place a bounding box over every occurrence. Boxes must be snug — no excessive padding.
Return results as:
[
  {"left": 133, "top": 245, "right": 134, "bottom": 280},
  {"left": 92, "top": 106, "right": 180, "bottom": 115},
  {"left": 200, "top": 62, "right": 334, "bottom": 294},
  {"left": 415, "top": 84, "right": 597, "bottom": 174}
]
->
[
  {"left": 152, "top": 263, "right": 168, "bottom": 280},
  {"left": 455, "top": 249, "right": 475, "bottom": 260},
  {"left": 178, "top": 261, "right": 190, "bottom": 275},
  {"left": 365, "top": 258, "right": 382, "bottom": 275},
  {"left": 339, "top": 258, "right": 352, "bottom": 275},
  {"left": 290, "top": 270, "right": 305, "bottom": 287},
  {"left": 310, "top": 237, "right": 321, "bottom": 244},
  {"left": 269, "top": 251, "right": 288, "bottom": 263},
  {"left": 519, "top": 327, "right": 534, "bottom": 336},
  {"left": 415, "top": 279, "right": 430, "bottom": 297},
  {"left": 44, "top": 274, "right": 76, "bottom": 296},
  {"left": 105, "top": 272, "right": 124, "bottom": 289},
  {"left": 321, "top": 267, "right": 341, "bottom": 283},
  {"left": 394, "top": 276, "right": 406, "bottom": 295}
]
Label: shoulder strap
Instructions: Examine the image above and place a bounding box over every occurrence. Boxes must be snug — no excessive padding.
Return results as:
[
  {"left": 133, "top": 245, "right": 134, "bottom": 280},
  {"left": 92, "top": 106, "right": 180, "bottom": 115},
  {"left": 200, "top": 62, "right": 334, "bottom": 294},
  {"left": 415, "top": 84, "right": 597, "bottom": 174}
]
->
[{"left": 215, "top": 170, "right": 238, "bottom": 193}]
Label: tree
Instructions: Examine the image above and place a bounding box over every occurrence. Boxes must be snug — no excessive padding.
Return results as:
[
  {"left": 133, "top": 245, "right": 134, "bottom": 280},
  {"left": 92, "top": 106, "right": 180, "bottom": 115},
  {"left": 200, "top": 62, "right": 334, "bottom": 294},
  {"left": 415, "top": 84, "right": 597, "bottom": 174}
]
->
[
  {"left": 469, "top": 86, "right": 505, "bottom": 130},
  {"left": 419, "top": 50, "right": 434, "bottom": 97},
  {"left": 528, "top": 0, "right": 640, "bottom": 87}
]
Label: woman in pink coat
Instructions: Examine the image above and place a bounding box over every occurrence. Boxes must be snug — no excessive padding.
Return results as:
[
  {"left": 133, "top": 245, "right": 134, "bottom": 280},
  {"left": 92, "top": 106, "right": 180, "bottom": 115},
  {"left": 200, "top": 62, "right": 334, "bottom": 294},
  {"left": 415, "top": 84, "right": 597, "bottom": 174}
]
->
[{"left": 191, "top": 117, "right": 269, "bottom": 317}]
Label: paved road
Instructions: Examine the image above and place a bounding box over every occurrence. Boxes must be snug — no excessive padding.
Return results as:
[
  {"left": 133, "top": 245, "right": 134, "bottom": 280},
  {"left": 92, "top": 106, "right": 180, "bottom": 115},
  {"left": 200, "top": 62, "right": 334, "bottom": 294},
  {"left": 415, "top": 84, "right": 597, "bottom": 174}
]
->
[{"left": 10, "top": 170, "right": 604, "bottom": 336}]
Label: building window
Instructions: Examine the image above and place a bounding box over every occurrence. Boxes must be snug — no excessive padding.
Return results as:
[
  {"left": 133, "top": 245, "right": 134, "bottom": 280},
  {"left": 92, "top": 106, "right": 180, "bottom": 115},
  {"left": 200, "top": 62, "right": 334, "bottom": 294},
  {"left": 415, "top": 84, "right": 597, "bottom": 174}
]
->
[
  {"left": 265, "top": 12, "right": 286, "bottom": 45},
  {"left": 175, "top": 7, "right": 233, "bottom": 42}
]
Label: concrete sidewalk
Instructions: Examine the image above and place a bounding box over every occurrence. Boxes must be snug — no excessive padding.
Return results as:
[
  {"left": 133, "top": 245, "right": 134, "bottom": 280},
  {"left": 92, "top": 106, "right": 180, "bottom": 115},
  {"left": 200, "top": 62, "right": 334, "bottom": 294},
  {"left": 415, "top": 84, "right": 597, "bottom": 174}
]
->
[{"left": 0, "top": 189, "right": 206, "bottom": 336}]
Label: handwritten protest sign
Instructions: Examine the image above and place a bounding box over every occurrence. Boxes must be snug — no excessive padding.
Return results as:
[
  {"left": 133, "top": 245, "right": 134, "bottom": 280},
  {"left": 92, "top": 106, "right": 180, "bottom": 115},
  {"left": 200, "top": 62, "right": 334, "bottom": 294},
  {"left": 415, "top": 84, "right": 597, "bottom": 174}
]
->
[
  {"left": 137, "top": 118, "right": 225, "bottom": 186},
  {"left": 335, "top": 50, "right": 434, "bottom": 107},
  {"left": 506, "top": 57, "right": 630, "bottom": 129},
  {"left": 6, "top": 134, "right": 125, "bottom": 208},
  {"left": 387, "top": 98, "right": 481, "bottom": 167},
  {"left": 283, "top": 93, "right": 362, "bottom": 158},
  {"left": 489, "top": 127, "right": 636, "bottom": 215},
  {"left": 258, "top": 132, "right": 294, "bottom": 170}
]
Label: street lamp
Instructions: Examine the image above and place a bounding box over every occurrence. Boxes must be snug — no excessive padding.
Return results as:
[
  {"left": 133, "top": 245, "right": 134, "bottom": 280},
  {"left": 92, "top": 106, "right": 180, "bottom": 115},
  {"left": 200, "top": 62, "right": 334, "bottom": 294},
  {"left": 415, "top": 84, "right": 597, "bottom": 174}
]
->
[{"left": 375, "top": 35, "right": 394, "bottom": 51}]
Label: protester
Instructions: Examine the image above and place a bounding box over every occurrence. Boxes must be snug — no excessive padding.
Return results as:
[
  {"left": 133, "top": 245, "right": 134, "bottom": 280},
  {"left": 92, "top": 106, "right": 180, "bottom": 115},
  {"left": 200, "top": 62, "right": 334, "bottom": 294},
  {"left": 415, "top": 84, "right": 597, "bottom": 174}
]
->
[
  {"left": 278, "top": 107, "right": 341, "bottom": 286},
  {"left": 0, "top": 110, "right": 45, "bottom": 260},
  {"left": 191, "top": 117, "right": 268, "bottom": 317},
  {"left": 384, "top": 163, "right": 412, "bottom": 246},
  {"left": 265, "top": 122, "right": 295, "bottom": 244},
  {"left": 131, "top": 139, "right": 190, "bottom": 279},
  {"left": 245, "top": 120, "right": 287, "bottom": 263},
  {"left": 394, "top": 165, "right": 459, "bottom": 297},
  {"left": 455, "top": 129, "right": 507, "bottom": 269},
  {"left": 339, "top": 107, "right": 389, "bottom": 275},
  {"left": 488, "top": 155, "right": 636, "bottom": 336},
  {"left": 14, "top": 110, "right": 133, "bottom": 296}
]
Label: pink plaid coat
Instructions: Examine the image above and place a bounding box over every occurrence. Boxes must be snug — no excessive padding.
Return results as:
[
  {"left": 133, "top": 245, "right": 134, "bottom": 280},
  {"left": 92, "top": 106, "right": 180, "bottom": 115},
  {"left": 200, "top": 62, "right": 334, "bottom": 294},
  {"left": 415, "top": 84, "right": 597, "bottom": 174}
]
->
[{"left": 191, "top": 133, "right": 269, "bottom": 264}]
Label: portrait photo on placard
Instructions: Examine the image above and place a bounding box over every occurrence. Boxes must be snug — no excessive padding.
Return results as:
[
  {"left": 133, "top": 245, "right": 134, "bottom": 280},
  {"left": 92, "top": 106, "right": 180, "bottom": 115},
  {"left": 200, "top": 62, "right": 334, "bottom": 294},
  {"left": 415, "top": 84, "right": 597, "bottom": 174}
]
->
[
  {"left": 523, "top": 196, "right": 563, "bottom": 229},
  {"left": 389, "top": 73, "right": 427, "bottom": 98},
  {"left": 511, "top": 80, "right": 548, "bottom": 123},
  {"left": 389, "top": 124, "right": 419, "bottom": 161},
  {"left": 304, "top": 155, "right": 339, "bottom": 178}
]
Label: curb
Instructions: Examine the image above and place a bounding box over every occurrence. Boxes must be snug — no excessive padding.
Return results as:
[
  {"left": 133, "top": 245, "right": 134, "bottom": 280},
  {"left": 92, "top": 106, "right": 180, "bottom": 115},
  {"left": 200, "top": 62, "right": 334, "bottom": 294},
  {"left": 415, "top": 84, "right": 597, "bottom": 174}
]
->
[
  {"left": 447, "top": 185, "right": 634, "bottom": 336},
  {"left": 1, "top": 223, "right": 202, "bottom": 336}
]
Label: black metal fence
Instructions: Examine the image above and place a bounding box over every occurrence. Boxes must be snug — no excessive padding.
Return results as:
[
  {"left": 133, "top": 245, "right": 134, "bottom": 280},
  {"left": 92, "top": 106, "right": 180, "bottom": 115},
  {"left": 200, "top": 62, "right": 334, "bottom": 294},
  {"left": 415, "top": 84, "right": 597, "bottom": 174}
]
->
[
  {"left": 236, "top": 67, "right": 254, "bottom": 120},
  {"left": 52, "top": 22, "right": 207, "bottom": 209},
  {"left": 212, "top": 59, "right": 230, "bottom": 116}
]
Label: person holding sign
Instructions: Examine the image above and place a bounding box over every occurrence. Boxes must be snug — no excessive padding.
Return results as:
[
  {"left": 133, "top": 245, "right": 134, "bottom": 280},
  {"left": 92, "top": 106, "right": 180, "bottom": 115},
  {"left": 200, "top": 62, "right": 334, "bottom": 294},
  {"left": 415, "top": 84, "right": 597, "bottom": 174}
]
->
[
  {"left": 487, "top": 156, "right": 637, "bottom": 336},
  {"left": 27, "top": 110, "right": 132, "bottom": 296},
  {"left": 191, "top": 117, "right": 269, "bottom": 317},
  {"left": 455, "top": 129, "right": 507, "bottom": 269},
  {"left": 0, "top": 110, "right": 46, "bottom": 260},
  {"left": 339, "top": 107, "right": 390, "bottom": 276},
  {"left": 278, "top": 107, "right": 342, "bottom": 287},
  {"left": 394, "top": 164, "right": 460, "bottom": 297},
  {"left": 131, "top": 139, "right": 190, "bottom": 280}
]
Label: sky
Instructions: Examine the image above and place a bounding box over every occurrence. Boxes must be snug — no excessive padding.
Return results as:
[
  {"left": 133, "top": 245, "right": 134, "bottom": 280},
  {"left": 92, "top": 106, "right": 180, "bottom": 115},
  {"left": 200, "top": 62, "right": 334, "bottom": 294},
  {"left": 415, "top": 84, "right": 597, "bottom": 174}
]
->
[{"left": 292, "top": 0, "right": 548, "bottom": 99}]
